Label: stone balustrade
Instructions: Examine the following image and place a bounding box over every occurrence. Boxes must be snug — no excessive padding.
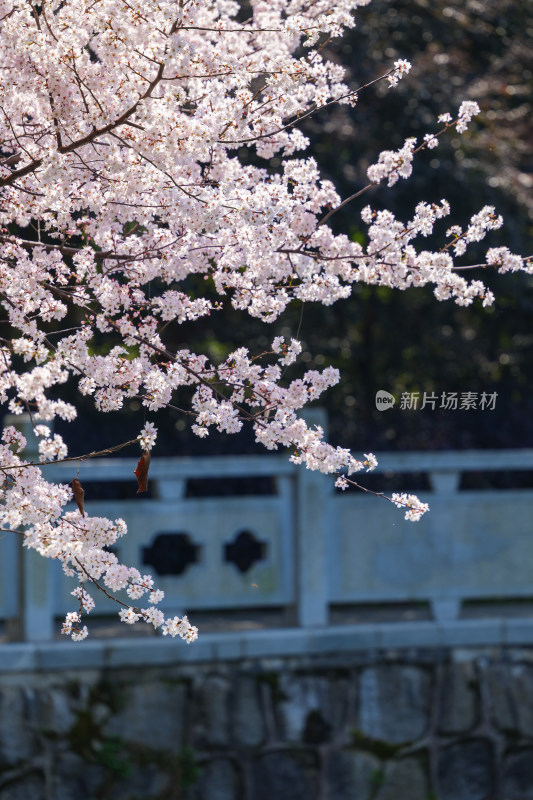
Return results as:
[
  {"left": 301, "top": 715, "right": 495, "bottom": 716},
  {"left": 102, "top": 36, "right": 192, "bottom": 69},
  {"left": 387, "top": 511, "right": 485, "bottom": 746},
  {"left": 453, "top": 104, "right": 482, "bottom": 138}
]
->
[{"left": 2, "top": 412, "right": 533, "bottom": 647}]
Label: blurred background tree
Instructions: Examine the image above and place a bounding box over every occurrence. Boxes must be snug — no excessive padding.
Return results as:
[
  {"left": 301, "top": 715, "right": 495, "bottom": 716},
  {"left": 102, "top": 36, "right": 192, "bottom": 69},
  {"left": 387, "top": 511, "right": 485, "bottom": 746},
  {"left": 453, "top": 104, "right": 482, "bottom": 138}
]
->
[
  {"left": 291, "top": 0, "right": 533, "bottom": 453},
  {"left": 58, "top": 0, "right": 533, "bottom": 457}
]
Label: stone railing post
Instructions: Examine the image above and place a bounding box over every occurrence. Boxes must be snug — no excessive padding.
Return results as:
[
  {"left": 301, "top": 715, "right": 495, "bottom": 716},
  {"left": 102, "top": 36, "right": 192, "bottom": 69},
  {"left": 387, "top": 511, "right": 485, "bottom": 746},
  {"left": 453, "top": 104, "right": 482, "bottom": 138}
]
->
[
  {"left": 3, "top": 414, "right": 55, "bottom": 641},
  {"left": 295, "top": 408, "right": 331, "bottom": 627},
  {"left": 428, "top": 469, "right": 461, "bottom": 622}
]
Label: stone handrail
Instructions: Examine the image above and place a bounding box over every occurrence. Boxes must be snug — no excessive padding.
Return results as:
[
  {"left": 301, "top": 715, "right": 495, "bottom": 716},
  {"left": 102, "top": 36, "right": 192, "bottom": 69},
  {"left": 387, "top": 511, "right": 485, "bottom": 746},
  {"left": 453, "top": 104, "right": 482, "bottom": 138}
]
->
[{"left": 2, "top": 412, "right": 533, "bottom": 642}]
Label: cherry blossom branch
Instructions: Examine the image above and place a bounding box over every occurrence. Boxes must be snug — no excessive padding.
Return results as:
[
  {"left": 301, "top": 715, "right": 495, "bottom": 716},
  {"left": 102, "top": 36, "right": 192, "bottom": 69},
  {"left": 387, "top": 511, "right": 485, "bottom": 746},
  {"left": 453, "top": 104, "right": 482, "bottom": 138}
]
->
[
  {"left": 218, "top": 69, "right": 398, "bottom": 145},
  {"left": 0, "top": 57, "right": 168, "bottom": 188},
  {"left": 0, "top": 438, "right": 141, "bottom": 473}
]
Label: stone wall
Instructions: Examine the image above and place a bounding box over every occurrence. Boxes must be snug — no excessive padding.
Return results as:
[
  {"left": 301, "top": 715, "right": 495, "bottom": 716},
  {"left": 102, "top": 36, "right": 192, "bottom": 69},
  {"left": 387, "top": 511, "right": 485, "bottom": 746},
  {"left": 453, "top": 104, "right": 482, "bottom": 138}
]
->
[{"left": 1, "top": 646, "right": 533, "bottom": 800}]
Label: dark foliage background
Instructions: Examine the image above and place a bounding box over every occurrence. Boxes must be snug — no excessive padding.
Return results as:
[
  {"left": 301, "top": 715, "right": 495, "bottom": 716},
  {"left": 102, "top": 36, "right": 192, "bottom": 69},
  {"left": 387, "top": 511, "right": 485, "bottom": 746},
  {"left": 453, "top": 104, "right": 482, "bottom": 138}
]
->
[{"left": 51, "top": 0, "right": 533, "bottom": 457}]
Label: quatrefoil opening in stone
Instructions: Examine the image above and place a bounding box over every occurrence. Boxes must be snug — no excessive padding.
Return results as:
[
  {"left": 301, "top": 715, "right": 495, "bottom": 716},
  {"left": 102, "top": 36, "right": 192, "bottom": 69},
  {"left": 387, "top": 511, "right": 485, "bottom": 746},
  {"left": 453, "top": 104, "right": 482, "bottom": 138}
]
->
[
  {"left": 224, "top": 530, "right": 266, "bottom": 574},
  {"left": 142, "top": 532, "right": 201, "bottom": 576}
]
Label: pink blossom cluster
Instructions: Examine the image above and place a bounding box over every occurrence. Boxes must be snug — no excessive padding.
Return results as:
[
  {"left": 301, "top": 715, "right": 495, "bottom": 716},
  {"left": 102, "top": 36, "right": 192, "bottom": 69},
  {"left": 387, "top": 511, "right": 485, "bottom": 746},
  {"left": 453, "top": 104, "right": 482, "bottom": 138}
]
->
[{"left": 0, "top": 0, "right": 530, "bottom": 639}]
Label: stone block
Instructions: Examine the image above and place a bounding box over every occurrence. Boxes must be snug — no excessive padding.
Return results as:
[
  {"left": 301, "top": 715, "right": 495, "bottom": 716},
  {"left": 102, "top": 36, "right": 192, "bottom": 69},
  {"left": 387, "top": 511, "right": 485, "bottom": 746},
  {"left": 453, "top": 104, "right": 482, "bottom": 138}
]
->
[
  {"left": 357, "top": 665, "right": 430, "bottom": 744},
  {"left": 0, "top": 774, "right": 45, "bottom": 800},
  {"left": 375, "top": 758, "right": 428, "bottom": 800},
  {"left": 194, "top": 673, "right": 264, "bottom": 749},
  {"left": 53, "top": 752, "right": 105, "bottom": 800},
  {"left": 194, "top": 674, "right": 231, "bottom": 748},
  {"left": 35, "top": 688, "right": 77, "bottom": 735},
  {"left": 251, "top": 750, "right": 318, "bottom": 800},
  {"left": 230, "top": 675, "right": 265, "bottom": 747},
  {"left": 438, "top": 662, "right": 478, "bottom": 734},
  {"left": 195, "top": 758, "right": 240, "bottom": 800},
  {"left": 502, "top": 749, "right": 533, "bottom": 799},
  {"left": 0, "top": 687, "right": 35, "bottom": 765},
  {"left": 276, "top": 673, "right": 349, "bottom": 744},
  {"left": 485, "top": 663, "right": 533, "bottom": 737},
  {"left": 437, "top": 739, "right": 493, "bottom": 800},
  {"left": 104, "top": 679, "right": 187, "bottom": 751},
  {"left": 325, "top": 749, "right": 381, "bottom": 800},
  {"left": 112, "top": 764, "right": 170, "bottom": 800}
]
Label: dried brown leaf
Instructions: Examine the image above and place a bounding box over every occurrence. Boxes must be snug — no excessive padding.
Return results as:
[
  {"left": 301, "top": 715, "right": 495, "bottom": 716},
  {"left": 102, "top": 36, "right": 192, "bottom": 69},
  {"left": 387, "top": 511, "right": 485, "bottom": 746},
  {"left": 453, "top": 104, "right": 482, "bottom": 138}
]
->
[
  {"left": 134, "top": 451, "right": 151, "bottom": 493},
  {"left": 72, "top": 478, "right": 85, "bottom": 517}
]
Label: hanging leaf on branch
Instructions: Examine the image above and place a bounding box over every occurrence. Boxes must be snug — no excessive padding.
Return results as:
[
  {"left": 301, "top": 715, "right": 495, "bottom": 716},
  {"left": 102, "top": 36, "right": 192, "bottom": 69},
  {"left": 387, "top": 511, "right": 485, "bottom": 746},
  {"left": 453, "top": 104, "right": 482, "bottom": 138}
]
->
[
  {"left": 72, "top": 478, "right": 85, "bottom": 517},
  {"left": 134, "top": 452, "right": 151, "bottom": 493}
]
